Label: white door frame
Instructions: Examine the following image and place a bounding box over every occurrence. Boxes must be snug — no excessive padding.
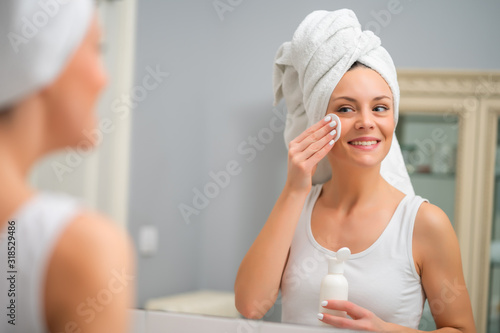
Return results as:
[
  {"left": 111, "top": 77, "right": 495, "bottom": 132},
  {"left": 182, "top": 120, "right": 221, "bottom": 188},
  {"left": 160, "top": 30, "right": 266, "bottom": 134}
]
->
[{"left": 29, "top": 0, "right": 137, "bottom": 228}]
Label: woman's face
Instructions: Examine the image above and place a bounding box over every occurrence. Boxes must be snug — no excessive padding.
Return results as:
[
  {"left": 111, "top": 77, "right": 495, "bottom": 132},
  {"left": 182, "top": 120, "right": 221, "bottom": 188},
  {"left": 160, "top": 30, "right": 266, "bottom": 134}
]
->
[
  {"left": 325, "top": 67, "right": 395, "bottom": 169},
  {"left": 42, "top": 14, "right": 108, "bottom": 149}
]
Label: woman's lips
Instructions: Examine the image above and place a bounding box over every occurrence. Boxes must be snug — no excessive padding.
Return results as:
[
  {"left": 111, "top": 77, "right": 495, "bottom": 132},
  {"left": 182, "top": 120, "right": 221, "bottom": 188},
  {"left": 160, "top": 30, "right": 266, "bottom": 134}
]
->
[{"left": 348, "top": 137, "right": 381, "bottom": 150}]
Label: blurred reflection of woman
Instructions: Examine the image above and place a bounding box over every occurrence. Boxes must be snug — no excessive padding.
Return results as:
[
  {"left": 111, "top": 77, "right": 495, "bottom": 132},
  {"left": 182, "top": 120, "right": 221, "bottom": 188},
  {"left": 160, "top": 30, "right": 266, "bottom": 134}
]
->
[
  {"left": 235, "top": 9, "right": 475, "bottom": 332},
  {"left": 0, "top": 1, "right": 134, "bottom": 332}
]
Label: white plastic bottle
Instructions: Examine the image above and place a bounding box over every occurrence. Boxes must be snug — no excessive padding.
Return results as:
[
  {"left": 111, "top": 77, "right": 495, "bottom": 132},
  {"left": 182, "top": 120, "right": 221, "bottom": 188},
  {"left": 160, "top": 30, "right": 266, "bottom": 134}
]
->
[{"left": 318, "top": 247, "right": 351, "bottom": 323}]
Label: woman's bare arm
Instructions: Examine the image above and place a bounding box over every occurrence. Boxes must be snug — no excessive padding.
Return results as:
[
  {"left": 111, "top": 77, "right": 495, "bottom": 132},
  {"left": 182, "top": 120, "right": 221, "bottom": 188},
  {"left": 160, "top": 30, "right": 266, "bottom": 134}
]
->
[
  {"left": 234, "top": 116, "right": 338, "bottom": 319},
  {"left": 412, "top": 203, "right": 475, "bottom": 332},
  {"left": 234, "top": 187, "right": 309, "bottom": 319}
]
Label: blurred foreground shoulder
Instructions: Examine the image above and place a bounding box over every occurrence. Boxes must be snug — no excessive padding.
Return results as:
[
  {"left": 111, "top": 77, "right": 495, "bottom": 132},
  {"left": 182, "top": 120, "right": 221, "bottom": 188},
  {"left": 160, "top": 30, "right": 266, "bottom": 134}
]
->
[{"left": 45, "top": 211, "right": 136, "bottom": 333}]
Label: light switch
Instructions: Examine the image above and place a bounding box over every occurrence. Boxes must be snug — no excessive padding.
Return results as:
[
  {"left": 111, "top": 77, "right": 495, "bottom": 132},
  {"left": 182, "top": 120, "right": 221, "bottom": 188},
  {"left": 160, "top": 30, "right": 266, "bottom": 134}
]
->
[{"left": 138, "top": 225, "right": 158, "bottom": 257}]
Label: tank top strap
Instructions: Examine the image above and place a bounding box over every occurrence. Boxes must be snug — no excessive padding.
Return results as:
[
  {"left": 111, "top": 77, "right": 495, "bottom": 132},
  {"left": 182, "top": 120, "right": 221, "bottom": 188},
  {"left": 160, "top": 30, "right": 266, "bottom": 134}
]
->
[
  {"left": 297, "top": 184, "right": 322, "bottom": 232},
  {"left": 305, "top": 185, "right": 322, "bottom": 216},
  {"left": 398, "top": 195, "right": 429, "bottom": 280}
]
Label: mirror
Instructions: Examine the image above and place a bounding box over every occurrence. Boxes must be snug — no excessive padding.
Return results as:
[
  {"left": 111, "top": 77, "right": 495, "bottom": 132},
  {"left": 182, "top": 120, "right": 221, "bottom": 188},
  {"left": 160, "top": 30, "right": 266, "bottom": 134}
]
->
[
  {"left": 27, "top": 0, "right": 498, "bottom": 331},
  {"left": 126, "top": 0, "right": 500, "bottom": 328}
]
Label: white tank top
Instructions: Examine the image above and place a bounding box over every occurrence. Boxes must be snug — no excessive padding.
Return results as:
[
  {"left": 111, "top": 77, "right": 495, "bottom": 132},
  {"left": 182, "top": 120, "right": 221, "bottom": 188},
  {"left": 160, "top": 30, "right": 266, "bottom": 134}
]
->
[
  {"left": 281, "top": 185, "right": 427, "bottom": 330},
  {"left": 0, "top": 192, "right": 81, "bottom": 333}
]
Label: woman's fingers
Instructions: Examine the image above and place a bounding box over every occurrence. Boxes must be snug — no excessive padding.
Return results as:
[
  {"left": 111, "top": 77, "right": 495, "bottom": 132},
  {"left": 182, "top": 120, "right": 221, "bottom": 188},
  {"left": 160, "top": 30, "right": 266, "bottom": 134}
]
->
[
  {"left": 288, "top": 115, "right": 339, "bottom": 168},
  {"left": 321, "top": 300, "right": 365, "bottom": 319},
  {"left": 300, "top": 128, "right": 336, "bottom": 163},
  {"left": 318, "top": 313, "right": 360, "bottom": 330},
  {"left": 285, "top": 114, "right": 340, "bottom": 192},
  {"left": 291, "top": 115, "right": 338, "bottom": 151},
  {"left": 317, "top": 300, "right": 387, "bottom": 331}
]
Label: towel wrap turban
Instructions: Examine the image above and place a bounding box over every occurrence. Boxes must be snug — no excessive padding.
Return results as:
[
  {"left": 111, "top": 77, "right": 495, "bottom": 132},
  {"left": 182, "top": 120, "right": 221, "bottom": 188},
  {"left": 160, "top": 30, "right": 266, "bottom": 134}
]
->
[{"left": 0, "top": 0, "right": 94, "bottom": 110}]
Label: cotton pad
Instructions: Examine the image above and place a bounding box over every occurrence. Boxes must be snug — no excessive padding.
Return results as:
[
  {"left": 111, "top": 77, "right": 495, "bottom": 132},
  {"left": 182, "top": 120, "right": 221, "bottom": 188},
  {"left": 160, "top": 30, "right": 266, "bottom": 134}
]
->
[{"left": 330, "top": 114, "right": 341, "bottom": 143}]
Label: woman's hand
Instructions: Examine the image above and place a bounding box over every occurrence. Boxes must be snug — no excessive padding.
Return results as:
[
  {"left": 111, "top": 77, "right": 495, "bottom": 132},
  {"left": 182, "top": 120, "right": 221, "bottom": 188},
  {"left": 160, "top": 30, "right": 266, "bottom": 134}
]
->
[
  {"left": 285, "top": 115, "right": 338, "bottom": 193},
  {"left": 318, "top": 300, "right": 390, "bottom": 332}
]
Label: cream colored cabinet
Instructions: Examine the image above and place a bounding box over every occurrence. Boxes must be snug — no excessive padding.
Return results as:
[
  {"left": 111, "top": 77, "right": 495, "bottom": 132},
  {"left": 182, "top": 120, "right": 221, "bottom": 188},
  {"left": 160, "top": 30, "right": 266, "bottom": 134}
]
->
[
  {"left": 397, "top": 70, "right": 500, "bottom": 333},
  {"left": 488, "top": 131, "right": 500, "bottom": 333}
]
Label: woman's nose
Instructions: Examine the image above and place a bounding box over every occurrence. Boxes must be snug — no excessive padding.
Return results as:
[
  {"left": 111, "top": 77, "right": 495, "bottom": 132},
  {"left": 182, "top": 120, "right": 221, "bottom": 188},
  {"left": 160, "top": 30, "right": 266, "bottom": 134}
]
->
[{"left": 354, "top": 109, "right": 375, "bottom": 130}]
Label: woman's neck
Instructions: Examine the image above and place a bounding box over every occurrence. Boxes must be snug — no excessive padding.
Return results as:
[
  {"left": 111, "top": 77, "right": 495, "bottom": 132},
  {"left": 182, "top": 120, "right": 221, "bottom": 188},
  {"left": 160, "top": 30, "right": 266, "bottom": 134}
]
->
[
  {"left": 0, "top": 106, "right": 41, "bottom": 225},
  {"left": 0, "top": 152, "right": 35, "bottom": 227},
  {"left": 320, "top": 161, "right": 391, "bottom": 214}
]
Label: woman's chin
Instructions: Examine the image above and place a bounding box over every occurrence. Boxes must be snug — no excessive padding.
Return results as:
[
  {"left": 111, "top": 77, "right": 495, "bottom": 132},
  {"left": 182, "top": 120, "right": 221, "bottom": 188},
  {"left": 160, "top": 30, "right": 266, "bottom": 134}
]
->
[{"left": 346, "top": 156, "right": 384, "bottom": 170}]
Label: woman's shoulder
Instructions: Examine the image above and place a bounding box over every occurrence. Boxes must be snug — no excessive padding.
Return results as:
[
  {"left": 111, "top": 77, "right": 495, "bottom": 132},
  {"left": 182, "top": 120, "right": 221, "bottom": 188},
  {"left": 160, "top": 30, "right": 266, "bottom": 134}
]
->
[
  {"left": 63, "top": 211, "right": 132, "bottom": 254},
  {"left": 412, "top": 200, "right": 455, "bottom": 243},
  {"left": 44, "top": 210, "right": 135, "bottom": 331},
  {"left": 49, "top": 210, "right": 133, "bottom": 282},
  {"left": 414, "top": 201, "right": 452, "bottom": 233},
  {"left": 412, "top": 201, "right": 457, "bottom": 274}
]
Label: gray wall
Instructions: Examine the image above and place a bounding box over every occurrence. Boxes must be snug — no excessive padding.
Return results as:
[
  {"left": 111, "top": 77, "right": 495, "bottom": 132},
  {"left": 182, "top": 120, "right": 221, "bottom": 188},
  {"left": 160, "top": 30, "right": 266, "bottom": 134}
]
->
[{"left": 128, "top": 0, "right": 500, "bottom": 307}]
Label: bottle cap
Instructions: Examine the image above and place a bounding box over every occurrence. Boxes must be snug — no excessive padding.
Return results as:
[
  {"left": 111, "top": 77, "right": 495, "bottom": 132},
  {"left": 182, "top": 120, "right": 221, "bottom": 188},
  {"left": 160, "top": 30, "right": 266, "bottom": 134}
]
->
[{"left": 328, "top": 247, "right": 351, "bottom": 274}]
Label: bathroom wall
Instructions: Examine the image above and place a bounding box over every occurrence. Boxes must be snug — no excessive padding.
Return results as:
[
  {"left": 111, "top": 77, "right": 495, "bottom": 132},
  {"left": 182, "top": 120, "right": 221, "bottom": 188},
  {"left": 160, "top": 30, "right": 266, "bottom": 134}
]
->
[{"left": 128, "top": 0, "right": 500, "bottom": 307}]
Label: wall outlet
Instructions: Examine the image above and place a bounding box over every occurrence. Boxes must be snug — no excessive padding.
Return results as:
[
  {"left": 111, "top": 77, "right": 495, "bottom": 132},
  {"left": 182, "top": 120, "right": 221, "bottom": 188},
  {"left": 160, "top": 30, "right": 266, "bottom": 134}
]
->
[{"left": 138, "top": 225, "right": 158, "bottom": 257}]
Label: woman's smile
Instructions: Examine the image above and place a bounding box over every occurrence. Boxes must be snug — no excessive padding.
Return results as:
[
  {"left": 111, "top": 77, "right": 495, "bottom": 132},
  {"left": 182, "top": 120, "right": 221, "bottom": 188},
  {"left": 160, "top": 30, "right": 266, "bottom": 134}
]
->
[{"left": 348, "top": 136, "right": 381, "bottom": 150}]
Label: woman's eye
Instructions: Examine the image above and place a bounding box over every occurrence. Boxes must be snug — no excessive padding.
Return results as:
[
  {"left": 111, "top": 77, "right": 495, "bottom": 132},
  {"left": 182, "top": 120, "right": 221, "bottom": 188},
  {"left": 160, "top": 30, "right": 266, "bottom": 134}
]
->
[
  {"left": 337, "top": 107, "right": 353, "bottom": 113},
  {"left": 373, "top": 106, "right": 388, "bottom": 112}
]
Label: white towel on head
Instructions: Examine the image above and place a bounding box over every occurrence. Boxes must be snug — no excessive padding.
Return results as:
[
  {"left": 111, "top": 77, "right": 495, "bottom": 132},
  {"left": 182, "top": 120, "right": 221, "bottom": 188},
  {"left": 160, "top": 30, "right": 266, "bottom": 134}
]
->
[
  {"left": 0, "top": 0, "right": 94, "bottom": 109},
  {"left": 273, "top": 9, "right": 414, "bottom": 195}
]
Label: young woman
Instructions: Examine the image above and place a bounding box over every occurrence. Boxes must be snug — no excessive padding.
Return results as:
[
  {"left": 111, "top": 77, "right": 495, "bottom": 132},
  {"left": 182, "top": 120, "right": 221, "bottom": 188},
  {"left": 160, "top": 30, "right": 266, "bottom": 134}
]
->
[
  {"left": 0, "top": 2, "right": 134, "bottom": 333},
  {"left": 235, "top": 9, "right": 475, "bottom": 332}
]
